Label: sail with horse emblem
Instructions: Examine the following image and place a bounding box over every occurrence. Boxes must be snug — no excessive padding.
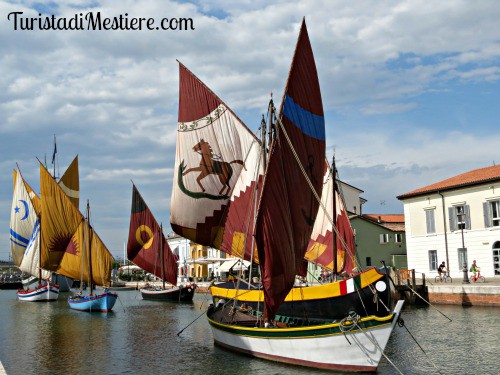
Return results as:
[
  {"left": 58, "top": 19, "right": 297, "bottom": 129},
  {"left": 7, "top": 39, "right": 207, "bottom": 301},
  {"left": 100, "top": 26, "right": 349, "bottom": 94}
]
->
[{"left": 170, "top": 62, "right": 263, "bottom": 262}]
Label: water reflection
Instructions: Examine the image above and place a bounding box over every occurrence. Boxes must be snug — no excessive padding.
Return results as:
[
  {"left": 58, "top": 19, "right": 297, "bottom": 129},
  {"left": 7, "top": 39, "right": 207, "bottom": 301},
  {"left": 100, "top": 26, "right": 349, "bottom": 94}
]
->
[{"left": 0, "top": 290, "right": 499, "bottom": 375}]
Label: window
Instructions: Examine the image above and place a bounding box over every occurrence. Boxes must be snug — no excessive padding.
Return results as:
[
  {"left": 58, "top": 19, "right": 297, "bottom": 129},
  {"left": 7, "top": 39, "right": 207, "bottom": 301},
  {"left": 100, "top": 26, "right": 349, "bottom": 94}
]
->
[
  {"left": 395, "top": 233, "right": 403, "bottom": 243},
  {"left": 449, "top": 204, "right": 470, "bottom": 231},
  {"left": 425, "top": 209, "right": 436, "bottom": 234},
  {"left": 428, "top": 250, "right": 438, "bottom": 271},
  {"left": 366, "top": 257, "right": 372, "bottom": 267},
  {"left": 379, "top": 234, "right": 389, "bottom": 244},
  {"left": 484, "top": 200, "right": 500, "bottom": 227}
]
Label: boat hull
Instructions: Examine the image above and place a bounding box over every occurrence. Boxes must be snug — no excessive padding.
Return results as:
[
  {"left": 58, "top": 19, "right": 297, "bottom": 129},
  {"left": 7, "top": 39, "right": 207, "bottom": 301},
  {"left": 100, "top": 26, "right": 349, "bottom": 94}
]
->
[
  {"left": 207, "top": 300, "right": 404, "bottom": 372},
  {"left": 210, "top": 268, "right": 395, "bottom": 320},
  {"left": 68, "top": 291, "right": 118, "bottom": 312},
  {"left": 17, "top": 284, "right": 60, "bottom": 302},
  {"left": 140, "top": 284, "right": 196, "bottom": 302}
]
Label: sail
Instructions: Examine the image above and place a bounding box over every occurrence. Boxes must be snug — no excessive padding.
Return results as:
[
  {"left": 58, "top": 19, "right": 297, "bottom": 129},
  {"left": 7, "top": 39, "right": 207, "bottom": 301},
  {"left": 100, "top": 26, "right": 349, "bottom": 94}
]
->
[
  {"left": 170, "top": 62, "right": 263, "bottom": 262},
  {"left": 10, "top": 169, "right": 50, "bottom": 283},
  {"left": 40, "top": 163, "right": 82, "bottom": 271},
  {"left": 255, "top": 19, "right": 325, "bottom": 319},
  {"left": 19, "top": 218, "right": 52, "bottom": 279},
  {"left": 58, "top": 155, "right": 79, "bottom": 209},
  {"left": 305, "top": 162, "right": 356, "bottom": 273},
  {"left": 62, "top": 221, "right": 114, "bottom": 287},
  {"left": 127, "top": 184, "right": 178, "bottom": 285}
]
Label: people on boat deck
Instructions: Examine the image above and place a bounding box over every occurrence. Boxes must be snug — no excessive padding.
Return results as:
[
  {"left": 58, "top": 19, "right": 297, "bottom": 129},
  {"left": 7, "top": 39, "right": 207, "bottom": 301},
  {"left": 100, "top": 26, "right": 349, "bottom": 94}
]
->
[
  {"left": 438, "top": 261, "right": 447, "bottom": 282},
  {"left": 470, "top": 260, "right": 480, "bottom": 280}
]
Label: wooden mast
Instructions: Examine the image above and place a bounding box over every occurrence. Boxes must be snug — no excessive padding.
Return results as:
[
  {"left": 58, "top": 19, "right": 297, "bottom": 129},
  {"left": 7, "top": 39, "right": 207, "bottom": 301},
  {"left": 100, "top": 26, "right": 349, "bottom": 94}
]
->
[
  {"left": 331, "top": 155, "right": 338, "bottom": 276},
  {"left": 160, "top": 223, "right": 165, "bottom": 290},
  {"left": 87, "top": 200, "right": 94, "bottom": 296}
]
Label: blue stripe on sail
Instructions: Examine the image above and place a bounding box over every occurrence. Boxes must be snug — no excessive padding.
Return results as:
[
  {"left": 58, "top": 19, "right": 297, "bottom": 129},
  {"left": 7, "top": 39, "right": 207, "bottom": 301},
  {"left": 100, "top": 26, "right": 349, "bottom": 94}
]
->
[
  {"left": 282, "top": 95, "right": 325, "bottom": 141},
  {"left": 10, "top": 238, "right": 27, "bottom": 248},
  {"left": 10, "top": 228, "right": 29, "bottom": 245}
]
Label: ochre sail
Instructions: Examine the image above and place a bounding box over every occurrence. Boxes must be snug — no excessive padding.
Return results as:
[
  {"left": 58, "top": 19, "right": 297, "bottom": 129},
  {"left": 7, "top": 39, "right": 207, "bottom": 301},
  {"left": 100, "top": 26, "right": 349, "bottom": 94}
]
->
[
  {"left": 305, "top": 162, "right": 356, "bottom": 273},
  {"left": 170, "top": 62, "right": 263, "bottom": 262},
  {"left": 40, "top": 163, "right": 82, "bottom": 271},
  {"left": 255, "top": 19, "right": 325, "bottom": 320},
  {"left": 58, "top": 155, "right": 79, "bottom": 209},
  {"left": 127, "top": 184, "right": 178, "bottom": 285},
  {"left": 61, "top": 221, "right": 114, "bottom": 287}
]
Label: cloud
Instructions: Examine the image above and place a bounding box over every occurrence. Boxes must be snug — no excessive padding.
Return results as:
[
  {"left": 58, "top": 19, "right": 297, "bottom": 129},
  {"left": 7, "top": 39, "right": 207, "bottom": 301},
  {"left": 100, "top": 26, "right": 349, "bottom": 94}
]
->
[{"left": 1, "top": 0, "right": 499, "bottom": 259}]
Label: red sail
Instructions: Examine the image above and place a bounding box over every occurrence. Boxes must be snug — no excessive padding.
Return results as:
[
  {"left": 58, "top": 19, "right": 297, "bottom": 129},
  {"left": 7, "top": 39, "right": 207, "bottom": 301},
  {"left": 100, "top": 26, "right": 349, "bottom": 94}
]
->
[
  {"left": 255, "top": 19, "right": 326, "bottom": 320},
  {"left": 171, "top": 63, "right": 263, "bottom": 262},
  {"left": 127, "top": 184, "right": 178, "bottom": 285}
]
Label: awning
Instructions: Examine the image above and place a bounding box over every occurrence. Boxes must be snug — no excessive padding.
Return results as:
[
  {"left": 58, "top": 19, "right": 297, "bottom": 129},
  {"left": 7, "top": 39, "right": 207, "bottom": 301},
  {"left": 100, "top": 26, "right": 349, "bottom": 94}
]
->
[{"left": 217, "top": 259, "right": 251, "bottom": 273}]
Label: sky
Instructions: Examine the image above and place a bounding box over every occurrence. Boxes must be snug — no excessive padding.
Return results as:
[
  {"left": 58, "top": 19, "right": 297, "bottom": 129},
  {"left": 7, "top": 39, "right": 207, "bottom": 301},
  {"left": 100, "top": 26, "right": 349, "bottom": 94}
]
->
[{"left": 1, "top": 0, "right": 499, "bottom": 260}]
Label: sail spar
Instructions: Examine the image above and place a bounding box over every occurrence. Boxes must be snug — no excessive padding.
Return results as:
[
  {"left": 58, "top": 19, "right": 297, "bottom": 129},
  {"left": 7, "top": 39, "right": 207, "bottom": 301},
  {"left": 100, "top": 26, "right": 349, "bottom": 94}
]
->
[
  {"left": 255, "top": 19, "right": 326, "bottom": 320},
  {"left": 170, "top": 62, "right": 263, "bottom": 262}
]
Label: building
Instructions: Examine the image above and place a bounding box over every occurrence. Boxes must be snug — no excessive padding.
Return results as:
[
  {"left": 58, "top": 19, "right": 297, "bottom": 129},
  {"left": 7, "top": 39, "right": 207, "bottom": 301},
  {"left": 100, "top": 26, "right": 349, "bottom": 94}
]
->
[
  {"left": 397, "top": 165, "right": 500, "bottom": 278},
  {"left": 350, "top": 214, "right": 407, "bottom": 270}
]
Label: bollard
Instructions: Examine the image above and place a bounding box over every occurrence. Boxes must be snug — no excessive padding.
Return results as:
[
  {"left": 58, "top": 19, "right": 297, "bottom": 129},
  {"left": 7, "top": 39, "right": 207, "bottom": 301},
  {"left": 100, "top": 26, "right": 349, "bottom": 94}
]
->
[{"left": 462, "top": 262, "right": 470, "bottom": 284}]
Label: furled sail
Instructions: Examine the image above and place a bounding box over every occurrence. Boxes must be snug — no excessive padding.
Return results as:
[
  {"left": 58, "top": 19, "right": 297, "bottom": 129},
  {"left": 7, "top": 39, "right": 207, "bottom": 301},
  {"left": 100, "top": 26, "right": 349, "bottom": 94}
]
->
[
  {"left": 170, "top": 62, "right": 263, "bottom": 262},
  {"left": 127, "top": 184, "right": 178, "bottom": 285},
  {"left": 305, "top": 161, "right": 356, "bottom": 273},
  {"left": 255, "top": 19, "right": 325, "bottom": 320}
]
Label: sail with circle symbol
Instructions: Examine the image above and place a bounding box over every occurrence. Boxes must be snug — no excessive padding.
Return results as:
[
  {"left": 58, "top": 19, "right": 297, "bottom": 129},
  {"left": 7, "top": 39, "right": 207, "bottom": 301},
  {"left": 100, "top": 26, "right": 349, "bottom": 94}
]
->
[
  {"left": 127, "top": 183, "right": 178, "bottom": 285},
  {"left": 170, "top": 62, "right": 263, "bottom": 262}
]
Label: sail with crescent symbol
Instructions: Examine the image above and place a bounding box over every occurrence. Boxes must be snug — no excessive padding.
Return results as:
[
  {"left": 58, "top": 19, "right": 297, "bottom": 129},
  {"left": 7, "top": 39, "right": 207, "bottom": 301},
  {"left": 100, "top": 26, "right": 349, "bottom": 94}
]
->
[
  {"left": 10, "top": 169, "right": 50, "bottom": 283},
  {"left": 39, "top": 162, "right": 113, "bottom": 286},
  {"left": 170, "top": 62, "right": 263, "bottom": 262},
  {"left": 255, "top": 19, "right": 326, "bottom": 320},
  {"left": 305, "top": 160, "right": 356, "bottom": 274},
  {"left": 127, "top": 183, "right": 178, "bottom": 285}
]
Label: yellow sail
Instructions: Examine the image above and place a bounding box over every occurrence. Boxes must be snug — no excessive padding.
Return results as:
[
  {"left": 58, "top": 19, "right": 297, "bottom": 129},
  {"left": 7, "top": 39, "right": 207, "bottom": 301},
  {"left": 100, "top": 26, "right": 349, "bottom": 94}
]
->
[
  {"left": 58, "top": 221, "right": 114, "bottom": 287},
  {"left": 40, "top": 162, "right": 113, "bottom": 286},
  {"left": 40, "top": 163, "right": 82, "bottom": 271},
  {"left": 58, "top": 155, "right": 79, "bottom": 209}
]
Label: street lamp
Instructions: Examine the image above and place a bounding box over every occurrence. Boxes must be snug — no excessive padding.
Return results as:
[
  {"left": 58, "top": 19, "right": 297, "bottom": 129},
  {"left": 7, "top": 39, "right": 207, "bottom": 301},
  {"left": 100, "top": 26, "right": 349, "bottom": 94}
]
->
[{"left": 460, "top": 212, "right": 470, "bottom": 284}]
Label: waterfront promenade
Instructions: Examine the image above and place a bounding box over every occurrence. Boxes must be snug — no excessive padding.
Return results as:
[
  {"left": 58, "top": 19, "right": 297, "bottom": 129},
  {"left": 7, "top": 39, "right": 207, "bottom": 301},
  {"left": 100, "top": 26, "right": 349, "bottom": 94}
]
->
[{"left": 423, "top": 276, "right": 500, "bottom": 306}]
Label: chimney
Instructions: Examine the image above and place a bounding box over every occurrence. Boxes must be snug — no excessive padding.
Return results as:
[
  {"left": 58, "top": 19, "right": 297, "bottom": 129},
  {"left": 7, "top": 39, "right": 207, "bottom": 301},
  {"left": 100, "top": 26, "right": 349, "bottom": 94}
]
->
[{"left": 378, "top": 216, "right": 381, "bottom": 223}]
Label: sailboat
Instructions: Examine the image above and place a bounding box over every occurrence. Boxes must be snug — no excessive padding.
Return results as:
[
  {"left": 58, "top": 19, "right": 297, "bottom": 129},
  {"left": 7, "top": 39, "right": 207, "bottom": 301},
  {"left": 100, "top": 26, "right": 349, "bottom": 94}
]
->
[
  {"left": 172, "top": 18, "right": 403, "bottom": 371},
  {"left": 11, "top": 168, "right": 59, "bottom": 302},
  {"left": 127, "top": 183, "right": 195, "bottom": 302},
  {"left": 37, "top": 161, "right": 117, "bottom": 312},
  {"left": 210, "top": 160, "right": 396, "bottom": 320}
]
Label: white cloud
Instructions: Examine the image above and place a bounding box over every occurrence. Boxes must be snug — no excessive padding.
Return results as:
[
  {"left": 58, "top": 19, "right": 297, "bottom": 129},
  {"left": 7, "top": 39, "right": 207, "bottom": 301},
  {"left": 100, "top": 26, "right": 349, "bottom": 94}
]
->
[{"left": 1, "top": 0, "right": 499, "bottom": 258}]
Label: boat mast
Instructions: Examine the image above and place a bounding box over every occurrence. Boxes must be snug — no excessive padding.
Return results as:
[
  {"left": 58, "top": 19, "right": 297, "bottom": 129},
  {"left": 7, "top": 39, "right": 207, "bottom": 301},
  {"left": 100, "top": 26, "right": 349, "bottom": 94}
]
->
[
  {"left": 160, "top": 223, "right": 165, "bottom": 290},
  {"left": 331, "top": 154, "right": 338, "bottom": 277},
  {"left": 86, "top": 200, "right": 94, "bottom": 296}
]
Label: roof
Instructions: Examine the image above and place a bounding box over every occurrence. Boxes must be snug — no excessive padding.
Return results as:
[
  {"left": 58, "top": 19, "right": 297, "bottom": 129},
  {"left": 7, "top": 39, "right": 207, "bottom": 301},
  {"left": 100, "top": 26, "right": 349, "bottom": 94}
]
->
[
  {"left": 353, "top": 214, "right": 405, "bottom": 232},
  {"left": 397, "top": 165, "right": 500, "bottom": 200}
]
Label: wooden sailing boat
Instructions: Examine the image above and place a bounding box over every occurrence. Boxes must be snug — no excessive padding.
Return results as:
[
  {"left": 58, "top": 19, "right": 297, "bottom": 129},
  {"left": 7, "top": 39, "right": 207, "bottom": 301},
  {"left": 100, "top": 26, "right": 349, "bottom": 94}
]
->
[
  {"left": 210, "top": 160, "right": 396, "bottom": 320},
  {"left": 37, "top": 161, "right": 116, "bottom": 312},
  {"left": 11, "top": 168, "right": 59, "bottom": 302},
  {"left": 127, "top": 183, "right": 195, "bottom": 302},
  {"left": 173, "top": 18, "right": 404, "bottom": 371}
]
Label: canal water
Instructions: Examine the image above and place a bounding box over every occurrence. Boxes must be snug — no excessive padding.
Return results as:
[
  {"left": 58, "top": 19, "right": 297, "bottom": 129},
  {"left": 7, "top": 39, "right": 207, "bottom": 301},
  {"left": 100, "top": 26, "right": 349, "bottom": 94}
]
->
[{"left": 0, "top": 289, "right": 498, "bottom": 375}]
